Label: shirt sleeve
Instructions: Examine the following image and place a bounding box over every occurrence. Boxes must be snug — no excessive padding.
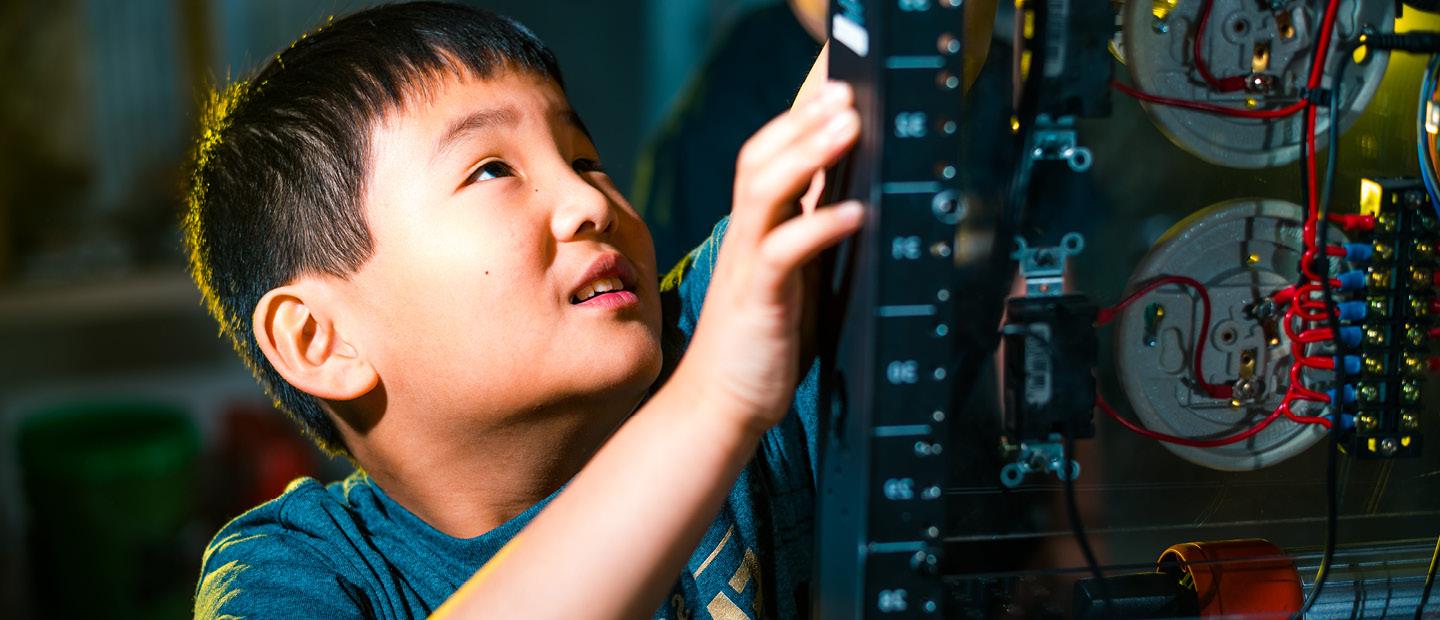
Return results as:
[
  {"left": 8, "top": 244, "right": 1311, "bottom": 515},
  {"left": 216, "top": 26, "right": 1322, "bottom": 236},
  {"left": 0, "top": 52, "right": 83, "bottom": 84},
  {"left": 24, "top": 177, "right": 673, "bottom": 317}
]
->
[
  {"left": 659, "top": 215, "right": 822, "bottom": 481},
  {"left": 194, "top": 525, "right": 370, "bottom": 619},
  {"left": 660, "top": 215, "right": 729, "bottom": 341}
]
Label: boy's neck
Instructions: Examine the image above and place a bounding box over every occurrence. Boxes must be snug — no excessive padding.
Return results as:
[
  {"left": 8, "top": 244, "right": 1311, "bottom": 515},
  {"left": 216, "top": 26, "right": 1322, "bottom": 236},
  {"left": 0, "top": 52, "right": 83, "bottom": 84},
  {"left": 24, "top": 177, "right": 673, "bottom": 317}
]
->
[{"left": 345, "top": 395, "right": 637, "bottom": 539}]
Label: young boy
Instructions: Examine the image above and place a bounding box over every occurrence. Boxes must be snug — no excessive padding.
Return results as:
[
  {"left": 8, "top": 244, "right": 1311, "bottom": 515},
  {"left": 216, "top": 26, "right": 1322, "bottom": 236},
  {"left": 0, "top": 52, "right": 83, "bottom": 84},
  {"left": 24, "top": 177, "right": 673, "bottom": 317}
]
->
[{"left": 186, "top": 2, "right": 861, "bottom": 618}]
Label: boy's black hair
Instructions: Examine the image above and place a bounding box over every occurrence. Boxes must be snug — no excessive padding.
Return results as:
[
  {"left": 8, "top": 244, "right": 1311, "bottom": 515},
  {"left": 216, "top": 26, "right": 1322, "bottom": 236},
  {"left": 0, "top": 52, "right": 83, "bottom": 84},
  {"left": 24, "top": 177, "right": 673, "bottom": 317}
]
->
[{"left": 183, "top": 1, "right": 565, "bottom": 456}]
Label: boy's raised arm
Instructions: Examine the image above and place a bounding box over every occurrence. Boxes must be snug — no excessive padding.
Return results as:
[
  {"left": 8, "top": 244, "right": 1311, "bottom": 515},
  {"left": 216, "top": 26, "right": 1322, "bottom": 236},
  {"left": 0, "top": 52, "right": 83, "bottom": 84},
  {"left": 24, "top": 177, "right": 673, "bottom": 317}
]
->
[{"left": 433, "top": 79, "right": 862, "bottom": 620}]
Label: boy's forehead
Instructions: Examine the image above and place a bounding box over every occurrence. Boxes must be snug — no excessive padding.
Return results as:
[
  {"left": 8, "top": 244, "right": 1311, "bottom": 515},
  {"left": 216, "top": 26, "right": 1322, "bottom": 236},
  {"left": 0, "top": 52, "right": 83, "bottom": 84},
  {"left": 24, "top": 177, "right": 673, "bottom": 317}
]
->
[{"left": 376, "top": 69, "right": 576, "bottom": 139}]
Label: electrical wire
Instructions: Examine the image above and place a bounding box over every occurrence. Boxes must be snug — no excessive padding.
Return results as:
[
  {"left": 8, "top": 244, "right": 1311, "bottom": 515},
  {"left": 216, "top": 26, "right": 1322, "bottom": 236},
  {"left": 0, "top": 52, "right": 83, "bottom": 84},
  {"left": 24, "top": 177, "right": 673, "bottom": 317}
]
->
[
  {"left": 1419, "top": 533, "right": 1440, "bottom": 619},
  {"left": 1416, "top": 55, "right": 1440, "bottom": 214},
  {"left": 1061, "top": 432, "right": 1111, "bottom": 610},
  {"left": 1091, "top": 10, "right": 1366, "bottom": 615},
  {"left": 1193, "top": 0, "right": 1249, "bottom": 93},
  {"left": 1295, "top": 37, "right": 1354, "bottom": 620},
  {"left": 1111, "top": 80, "right": 1307, "bottom": 118},
  {"left": 1099, "top": 0, "right": 1351, "bottom": 461},
  {"left": 1097, "top": 390, "right": 1287, "bottom": 447},
  {"left": 1114, "top": 0, "right": 1342, "bottom": 121},
  {"left": 1096, "top": 275, "right": 1232, "bottom": 399},
  {"left": 1382, "top": 38, "right": 1440, "bottom": 620}
]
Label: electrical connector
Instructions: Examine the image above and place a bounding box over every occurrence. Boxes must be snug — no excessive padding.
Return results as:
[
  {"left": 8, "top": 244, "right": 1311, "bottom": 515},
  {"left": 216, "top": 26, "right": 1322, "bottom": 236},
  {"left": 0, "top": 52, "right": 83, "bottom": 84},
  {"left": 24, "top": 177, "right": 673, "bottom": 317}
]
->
[
  {"left": 1334, "top": 356, "right": 1363, "bottom": 375},
  {"left": 1326, "top": 384, "right": 1357, "bottom": 404},
  {"left": 1342, "top": 243, "right": 1375, "bottom": 262},
  {"left": 1337, "top": 270, "right": 1368, "bottom": 291},
  {"left": 1329, "top": 213, "right": 1377, "bottom": 231},
  {"left": 1338, "top": 326, "right": 1363, "bottom": 347},
  {"left": 1337, "top": 301, "right": 1368, "bottom": 321}
]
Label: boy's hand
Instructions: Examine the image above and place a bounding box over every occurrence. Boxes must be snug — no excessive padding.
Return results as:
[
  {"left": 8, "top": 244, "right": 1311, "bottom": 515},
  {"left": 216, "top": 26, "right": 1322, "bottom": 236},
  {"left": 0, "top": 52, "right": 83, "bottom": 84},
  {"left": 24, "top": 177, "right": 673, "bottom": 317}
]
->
[{"left": 676, "top": 81, "right": 862, "bottom": 436}]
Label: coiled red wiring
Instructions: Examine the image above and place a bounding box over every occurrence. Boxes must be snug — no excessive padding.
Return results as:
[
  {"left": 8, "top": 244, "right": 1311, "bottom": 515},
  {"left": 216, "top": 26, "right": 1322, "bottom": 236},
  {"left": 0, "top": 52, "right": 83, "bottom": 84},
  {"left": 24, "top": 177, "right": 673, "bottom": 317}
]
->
[{"left": 1098, "top": 0, "right": 1347, "bottom": 444}]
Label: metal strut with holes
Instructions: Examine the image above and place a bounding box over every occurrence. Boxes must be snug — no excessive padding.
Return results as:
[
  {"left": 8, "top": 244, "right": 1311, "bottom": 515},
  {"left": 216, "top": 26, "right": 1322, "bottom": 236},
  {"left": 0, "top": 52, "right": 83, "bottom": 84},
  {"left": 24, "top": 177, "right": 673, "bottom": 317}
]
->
[{"left": 814, "top": 0, "right": 976, "bottom": 617}]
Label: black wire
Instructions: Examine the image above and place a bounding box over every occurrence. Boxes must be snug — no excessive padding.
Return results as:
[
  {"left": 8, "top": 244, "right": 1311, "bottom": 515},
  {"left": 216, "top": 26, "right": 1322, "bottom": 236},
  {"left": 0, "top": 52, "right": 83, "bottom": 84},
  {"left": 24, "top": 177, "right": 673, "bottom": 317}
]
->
[
  {"left": 1296, "top": 44, "right": 1352, "bottom": 619},
  {"left": 1062, "top": 430, "right": 1111, "bottom": 610},
  {"left": 1420, "top": 533, "right": 1440, "bottom": 619}
]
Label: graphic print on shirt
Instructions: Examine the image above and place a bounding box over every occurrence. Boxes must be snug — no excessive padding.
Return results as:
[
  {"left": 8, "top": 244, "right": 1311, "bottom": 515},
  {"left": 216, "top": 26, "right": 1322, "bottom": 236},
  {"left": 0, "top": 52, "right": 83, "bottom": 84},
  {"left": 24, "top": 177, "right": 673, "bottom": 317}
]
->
[{"left": 690, "top": 524, "right": 764, "bottom": 619}]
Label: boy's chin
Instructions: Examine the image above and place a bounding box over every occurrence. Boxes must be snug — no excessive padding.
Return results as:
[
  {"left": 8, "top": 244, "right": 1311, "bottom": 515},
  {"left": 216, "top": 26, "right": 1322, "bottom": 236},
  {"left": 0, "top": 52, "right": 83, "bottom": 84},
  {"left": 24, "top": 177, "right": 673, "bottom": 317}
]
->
[{"left": 571, "top": 336, "right": 664, "bottom": 396}]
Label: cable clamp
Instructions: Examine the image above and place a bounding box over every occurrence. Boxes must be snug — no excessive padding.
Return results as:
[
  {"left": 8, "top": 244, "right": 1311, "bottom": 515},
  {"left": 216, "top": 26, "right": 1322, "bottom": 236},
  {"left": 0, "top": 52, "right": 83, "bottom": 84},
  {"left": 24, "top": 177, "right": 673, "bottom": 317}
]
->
[{"left": 1301, "top": 87, "right": 1332, "bottom": 106}]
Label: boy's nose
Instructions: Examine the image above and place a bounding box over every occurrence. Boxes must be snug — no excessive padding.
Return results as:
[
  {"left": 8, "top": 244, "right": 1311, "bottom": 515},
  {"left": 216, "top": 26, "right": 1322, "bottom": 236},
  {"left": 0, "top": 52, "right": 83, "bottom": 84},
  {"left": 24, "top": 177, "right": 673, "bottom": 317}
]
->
[{"left": 550, "top": 168, "right": 617, "bottom": 240}]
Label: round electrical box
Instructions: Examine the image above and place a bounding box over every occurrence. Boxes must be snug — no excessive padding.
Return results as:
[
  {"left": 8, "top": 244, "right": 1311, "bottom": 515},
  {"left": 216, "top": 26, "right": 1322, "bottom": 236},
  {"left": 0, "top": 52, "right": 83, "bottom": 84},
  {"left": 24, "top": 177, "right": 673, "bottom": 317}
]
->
[
  {"left": 1123, "top": 0, "right": 1392, "bottom": 168},
  {"left": 1114, "top": 199, "right": 1343, "bottom": 470}
]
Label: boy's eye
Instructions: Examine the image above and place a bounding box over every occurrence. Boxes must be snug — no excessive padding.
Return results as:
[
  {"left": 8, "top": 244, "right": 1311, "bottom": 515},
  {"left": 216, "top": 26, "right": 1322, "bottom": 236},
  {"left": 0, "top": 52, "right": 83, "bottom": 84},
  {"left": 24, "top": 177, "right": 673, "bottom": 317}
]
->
[
  {"left": 573, "top": 157, "right": 605, "bottom": 174},
  {"left": 466, "top": 160, "right": 515, "bottom": 184}
]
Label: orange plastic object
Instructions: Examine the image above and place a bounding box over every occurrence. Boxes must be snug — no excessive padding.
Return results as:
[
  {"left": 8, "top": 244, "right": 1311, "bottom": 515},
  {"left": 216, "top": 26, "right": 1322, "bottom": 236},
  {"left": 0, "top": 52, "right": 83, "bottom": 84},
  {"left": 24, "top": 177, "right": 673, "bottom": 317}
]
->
[{"left": 1158, "top": 539, "right": 1302, "bottom": 618}]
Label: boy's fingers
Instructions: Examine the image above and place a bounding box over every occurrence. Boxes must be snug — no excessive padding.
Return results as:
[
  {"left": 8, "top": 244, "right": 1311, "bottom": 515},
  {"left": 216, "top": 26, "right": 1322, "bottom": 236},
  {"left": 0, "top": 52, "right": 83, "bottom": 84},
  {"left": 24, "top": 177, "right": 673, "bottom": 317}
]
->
[
  {"left": 754, "top": 201, "right": 864, "bottom": 291},
  {"left": 735, "top": 82, "right": 853, "bottom": 193},
  {"left": 737, "top": 108, "right": 859, "bottom": 232},
  {"left": 798, "top": 169, "right": 825, "bottom": 215}
]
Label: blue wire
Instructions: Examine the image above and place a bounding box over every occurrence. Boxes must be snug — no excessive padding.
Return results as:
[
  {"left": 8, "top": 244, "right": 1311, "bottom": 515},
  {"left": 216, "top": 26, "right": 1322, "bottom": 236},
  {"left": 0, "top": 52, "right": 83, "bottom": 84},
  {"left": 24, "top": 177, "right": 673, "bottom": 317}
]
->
[{"left": 1416, "top": 54, "right": 1440, "bottom": 216}]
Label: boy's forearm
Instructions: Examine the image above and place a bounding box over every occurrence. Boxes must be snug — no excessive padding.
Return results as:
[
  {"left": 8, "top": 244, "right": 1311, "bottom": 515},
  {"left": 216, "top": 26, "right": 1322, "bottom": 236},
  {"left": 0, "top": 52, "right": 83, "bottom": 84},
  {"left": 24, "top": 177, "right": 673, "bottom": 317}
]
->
[{"left": 433, "top": 369, "right": 763, "bottom": 619}]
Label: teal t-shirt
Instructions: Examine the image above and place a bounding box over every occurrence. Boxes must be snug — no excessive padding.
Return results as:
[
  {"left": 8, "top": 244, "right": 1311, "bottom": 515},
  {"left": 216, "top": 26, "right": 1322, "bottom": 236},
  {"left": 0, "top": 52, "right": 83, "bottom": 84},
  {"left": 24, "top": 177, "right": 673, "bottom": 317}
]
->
[{"left": 194, "top": 218, "right": 823, "bottom": 619}]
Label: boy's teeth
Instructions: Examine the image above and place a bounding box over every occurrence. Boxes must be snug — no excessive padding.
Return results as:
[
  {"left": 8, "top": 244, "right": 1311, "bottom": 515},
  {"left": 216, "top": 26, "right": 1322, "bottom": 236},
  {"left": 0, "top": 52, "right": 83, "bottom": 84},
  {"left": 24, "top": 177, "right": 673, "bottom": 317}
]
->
[{"left": 575, "top": 277, "right": 624, "bottom": 303}]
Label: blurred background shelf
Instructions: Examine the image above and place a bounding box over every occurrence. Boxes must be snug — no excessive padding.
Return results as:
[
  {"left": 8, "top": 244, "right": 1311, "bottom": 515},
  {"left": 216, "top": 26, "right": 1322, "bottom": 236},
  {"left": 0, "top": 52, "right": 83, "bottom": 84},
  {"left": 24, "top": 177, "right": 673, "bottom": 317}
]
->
[{"left": 0, "top": 272, "right": 200, "bottom": 327}]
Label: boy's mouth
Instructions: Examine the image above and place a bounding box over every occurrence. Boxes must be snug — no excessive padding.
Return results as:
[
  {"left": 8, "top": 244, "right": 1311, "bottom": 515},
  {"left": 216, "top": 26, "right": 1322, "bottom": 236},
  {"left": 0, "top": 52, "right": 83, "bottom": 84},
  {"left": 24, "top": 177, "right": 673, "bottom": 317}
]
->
[
  {"left": 571, "top": 276, "right": 629, "bottom": 304},
  {"left": 568, "top": 253, "right": 639, "bottom": 306}
]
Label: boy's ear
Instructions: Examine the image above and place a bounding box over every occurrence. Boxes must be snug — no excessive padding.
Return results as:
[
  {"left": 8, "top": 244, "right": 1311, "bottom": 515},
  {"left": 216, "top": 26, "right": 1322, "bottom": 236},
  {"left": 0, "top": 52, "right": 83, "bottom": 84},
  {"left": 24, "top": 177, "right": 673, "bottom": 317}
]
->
[{"left": 253, "top": 283, "right": 380, "bottom": 402}]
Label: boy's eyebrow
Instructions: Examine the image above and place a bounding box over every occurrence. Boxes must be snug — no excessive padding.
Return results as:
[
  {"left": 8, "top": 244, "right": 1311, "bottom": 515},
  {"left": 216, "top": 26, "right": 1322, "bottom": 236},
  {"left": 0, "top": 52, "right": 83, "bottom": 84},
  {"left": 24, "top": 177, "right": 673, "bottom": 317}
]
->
[
  {"left": 430, "top": 106, "right": 595, "bottom": 162},
  {"left": 432, "top": 106, "right": 521, "bottom": 161},
  {"left": 558, "top": 108, "right": 595, "bottom": 143}
]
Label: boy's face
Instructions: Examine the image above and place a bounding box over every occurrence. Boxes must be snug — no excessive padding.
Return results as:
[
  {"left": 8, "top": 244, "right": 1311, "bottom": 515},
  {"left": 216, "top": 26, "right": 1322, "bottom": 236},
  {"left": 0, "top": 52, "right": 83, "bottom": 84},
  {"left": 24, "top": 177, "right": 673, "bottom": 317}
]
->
[{"left": 336, "top": 69, "right": 664, "bottom": 427}]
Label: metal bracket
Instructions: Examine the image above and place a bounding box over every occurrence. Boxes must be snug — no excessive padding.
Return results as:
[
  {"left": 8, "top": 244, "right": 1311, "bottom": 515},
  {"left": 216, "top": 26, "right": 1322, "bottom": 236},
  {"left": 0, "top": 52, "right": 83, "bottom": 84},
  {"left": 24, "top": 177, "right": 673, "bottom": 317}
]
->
[
  {"left": 1012, "top": 232, "right": 1085, "bottom": 297},
  {"left": 1031, "top": 114, "right": 1093, "bottom": 173},
  {"left": 999, "top": 433, "right": 1082, "bottom": 488}
]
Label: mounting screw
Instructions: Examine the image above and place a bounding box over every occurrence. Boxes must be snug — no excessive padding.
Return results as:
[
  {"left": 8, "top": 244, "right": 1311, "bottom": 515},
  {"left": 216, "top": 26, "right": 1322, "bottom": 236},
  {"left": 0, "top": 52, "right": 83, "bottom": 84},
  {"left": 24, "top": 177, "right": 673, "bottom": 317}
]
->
[
  {"left": 1401, "top": 412, "right": 1420, "bottom": 431},
  {"left": 1379, "top": 437, "right": 1399, "bottom": 456},
  {"left": 1232, "top": 378, "right": 1262, "bottom": 402}
]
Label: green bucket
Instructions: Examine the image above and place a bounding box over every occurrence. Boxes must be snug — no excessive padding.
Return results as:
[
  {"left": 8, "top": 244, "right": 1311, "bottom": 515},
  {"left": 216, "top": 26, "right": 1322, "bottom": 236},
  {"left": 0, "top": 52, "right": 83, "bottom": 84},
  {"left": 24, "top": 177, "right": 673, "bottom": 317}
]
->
[{"left": 18, "top": 402, "right": 200, "bottom": 619}]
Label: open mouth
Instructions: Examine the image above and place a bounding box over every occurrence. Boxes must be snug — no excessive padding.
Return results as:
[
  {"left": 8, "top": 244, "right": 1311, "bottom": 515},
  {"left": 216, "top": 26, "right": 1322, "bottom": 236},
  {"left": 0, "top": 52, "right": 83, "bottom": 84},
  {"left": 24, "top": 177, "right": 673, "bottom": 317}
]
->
[
  {"left": 567, "top": 253, "right": 640, "bottom": 308},
  {"left": 570, "top": 276, "right": 631, "bottom": 304}
]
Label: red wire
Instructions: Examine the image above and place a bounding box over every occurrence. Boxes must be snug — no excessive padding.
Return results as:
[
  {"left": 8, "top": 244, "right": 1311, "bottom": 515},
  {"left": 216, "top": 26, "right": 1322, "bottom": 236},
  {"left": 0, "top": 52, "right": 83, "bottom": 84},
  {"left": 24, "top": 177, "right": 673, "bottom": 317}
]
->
[
  {"left": 1100, "top": 1, "right": 1349, "bottom": 447},
  {"left": 1193, "top": 0, "right": 1249, "bottom": 92},
  {"left": 1283, "top": 403, "right": 1335, "bottom": 428},
  {"left": 1114, "top": 0, "right": 1343, "bottom": 120},
  {"left": 1096, "top": 275, "right": 1233, "bottom": 399},
  {"left": 1329, "top": 213, "right": 1376, "bottom": 231},
  {"left": 1097, "top": 391, "right": 1286, "bottom": 447},
  {"left": 1288, "top": 364, "right": 1331, "bottom": 402},
  {"left": 1296, "top": 355, "right": 1337, "bottom": 369},
  {"left": 1293, "top": 326, "right": 1341, "bottom": 344},
  {"left": 1112, "top": 81, "right": 1306, "bottom": 118}
]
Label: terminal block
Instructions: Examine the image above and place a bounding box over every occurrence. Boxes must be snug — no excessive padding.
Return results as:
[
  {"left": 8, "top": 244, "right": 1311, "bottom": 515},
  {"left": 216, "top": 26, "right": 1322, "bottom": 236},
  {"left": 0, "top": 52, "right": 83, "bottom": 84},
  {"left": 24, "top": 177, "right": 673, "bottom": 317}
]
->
[{"left": 1348, "top": 178, "right": 1439, "bottom": 458}]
